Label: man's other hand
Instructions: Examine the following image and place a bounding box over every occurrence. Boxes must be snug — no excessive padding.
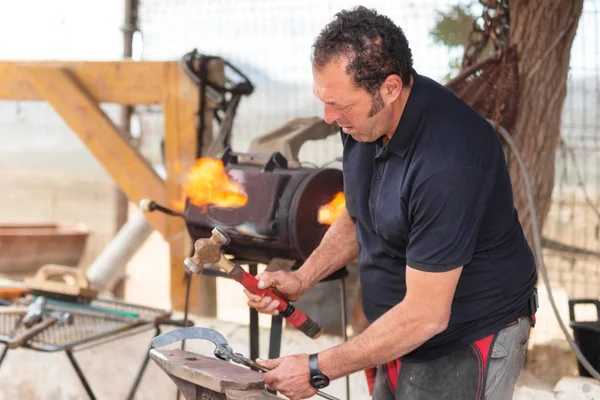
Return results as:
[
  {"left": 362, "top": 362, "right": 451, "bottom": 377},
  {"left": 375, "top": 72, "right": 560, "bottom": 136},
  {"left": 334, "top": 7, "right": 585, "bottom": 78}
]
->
[{"left": 257, "top": 354, "right": 317, "bottom": 400}]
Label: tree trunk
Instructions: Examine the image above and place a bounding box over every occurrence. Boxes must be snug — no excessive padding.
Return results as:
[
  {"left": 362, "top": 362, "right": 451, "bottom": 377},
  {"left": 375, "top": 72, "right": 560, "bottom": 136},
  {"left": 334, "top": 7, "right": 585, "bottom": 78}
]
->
[{"left": 508, "top": 0, "right": 584, "bottom": 242}]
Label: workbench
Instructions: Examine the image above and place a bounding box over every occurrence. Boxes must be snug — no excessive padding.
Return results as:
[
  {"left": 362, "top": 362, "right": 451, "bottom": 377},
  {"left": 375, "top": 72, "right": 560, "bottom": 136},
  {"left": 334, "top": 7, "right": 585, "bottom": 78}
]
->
[{"left": 0, "top": 297, "right": 170, "bottom": 399}]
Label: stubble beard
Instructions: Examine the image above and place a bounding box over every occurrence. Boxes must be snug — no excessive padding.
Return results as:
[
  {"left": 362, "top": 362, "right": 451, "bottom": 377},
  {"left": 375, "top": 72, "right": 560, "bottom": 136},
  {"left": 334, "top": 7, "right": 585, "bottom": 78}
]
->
[{"left": 367, "top": 91, "right": 384, "bottom": 118}]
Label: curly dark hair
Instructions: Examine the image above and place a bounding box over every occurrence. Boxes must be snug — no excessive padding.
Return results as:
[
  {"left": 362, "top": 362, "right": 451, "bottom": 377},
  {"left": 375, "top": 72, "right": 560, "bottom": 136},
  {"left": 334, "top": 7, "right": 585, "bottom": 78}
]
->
[{"left": 311, "top": 6, "right": 414, "bottom": 95}]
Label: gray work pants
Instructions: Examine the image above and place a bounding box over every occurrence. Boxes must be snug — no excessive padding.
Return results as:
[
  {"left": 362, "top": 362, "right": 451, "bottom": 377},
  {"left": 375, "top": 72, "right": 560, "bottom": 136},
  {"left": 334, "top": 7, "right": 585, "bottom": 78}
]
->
[{"left": 372, "top": 316, "right": 532, "bottom": 400}]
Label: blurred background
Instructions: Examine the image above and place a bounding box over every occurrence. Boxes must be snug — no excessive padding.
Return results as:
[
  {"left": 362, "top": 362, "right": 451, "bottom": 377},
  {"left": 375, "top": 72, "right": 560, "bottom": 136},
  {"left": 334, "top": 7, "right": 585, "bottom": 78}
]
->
[
  {"left": 1, "top": 0, "right": 599, "bottom": 292},
  {"left": 0, "top": 0, "right": 599, "bottom": 398}
]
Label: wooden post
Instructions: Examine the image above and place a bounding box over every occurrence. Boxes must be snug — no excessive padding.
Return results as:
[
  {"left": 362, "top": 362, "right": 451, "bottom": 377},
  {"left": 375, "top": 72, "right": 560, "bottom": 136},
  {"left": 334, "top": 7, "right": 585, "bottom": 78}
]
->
[
  {"left": 112, "top": 0, "right": 141, "bottom": 299},
  {"left": 20, "top": 65, "right": 167, "bottom": 234},
  {"left": 163, "top": 62, "right": 219, "bottom": 315},
  {"left": 117, "top": 0, "right": 140, "bottom": 235},
  {"left": 0, "top": 60, "right": 221, "bottom": 315}
]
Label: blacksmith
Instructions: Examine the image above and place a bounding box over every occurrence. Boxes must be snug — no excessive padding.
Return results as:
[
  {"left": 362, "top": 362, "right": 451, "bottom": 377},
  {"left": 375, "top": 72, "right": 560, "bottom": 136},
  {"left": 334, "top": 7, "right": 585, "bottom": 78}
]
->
[{"left": 245, "top": 6, "right": 538, "bottom": 399}]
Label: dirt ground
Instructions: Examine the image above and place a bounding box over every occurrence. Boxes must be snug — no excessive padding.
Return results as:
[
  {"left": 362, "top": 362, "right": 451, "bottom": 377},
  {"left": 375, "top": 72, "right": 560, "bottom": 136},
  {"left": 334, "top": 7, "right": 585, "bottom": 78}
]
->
[
  {"left": 525, "top": 340, "right": 579, "bottom": 387},
  {"left": 0, "top": 227, "right": 370, "bottom": 400},
  {"left": 0, "top": 208, "right": 594, "bottom": 399},
  {"left": 123, "top": 225, "right": 590, "bottom": 399},
  {"left": 121, "top": 224, "right": 597, "bottom": 398}
]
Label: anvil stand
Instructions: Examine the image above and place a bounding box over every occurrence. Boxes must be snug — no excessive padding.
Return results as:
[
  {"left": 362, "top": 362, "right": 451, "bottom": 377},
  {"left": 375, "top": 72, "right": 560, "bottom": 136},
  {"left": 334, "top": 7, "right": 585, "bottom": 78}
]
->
[{"left": 201, "top": 260, "right": 350, "bottom": 399}]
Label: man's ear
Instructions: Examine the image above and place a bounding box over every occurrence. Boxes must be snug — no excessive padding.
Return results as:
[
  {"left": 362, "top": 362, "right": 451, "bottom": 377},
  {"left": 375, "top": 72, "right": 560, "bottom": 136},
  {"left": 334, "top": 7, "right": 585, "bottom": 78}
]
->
[{"left": 381, "top": 74, "right": 403, "bottom": 105}]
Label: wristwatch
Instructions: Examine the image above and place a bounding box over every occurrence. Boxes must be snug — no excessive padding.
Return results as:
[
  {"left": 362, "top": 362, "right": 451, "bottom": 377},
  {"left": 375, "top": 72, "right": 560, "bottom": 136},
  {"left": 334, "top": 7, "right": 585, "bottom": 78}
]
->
[{"left": 308, "top": 353, "right": 330, "bottom": 389}]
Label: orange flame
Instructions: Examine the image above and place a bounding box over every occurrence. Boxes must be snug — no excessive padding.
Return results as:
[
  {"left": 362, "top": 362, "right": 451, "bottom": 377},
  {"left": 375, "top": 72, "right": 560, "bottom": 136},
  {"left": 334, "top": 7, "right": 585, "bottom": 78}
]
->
[
  {"left": 318, "top": 192, "right": 345, "bottom": 225},
  {"left": 183, "top": 158, "right": 247, "bottom": 210}
]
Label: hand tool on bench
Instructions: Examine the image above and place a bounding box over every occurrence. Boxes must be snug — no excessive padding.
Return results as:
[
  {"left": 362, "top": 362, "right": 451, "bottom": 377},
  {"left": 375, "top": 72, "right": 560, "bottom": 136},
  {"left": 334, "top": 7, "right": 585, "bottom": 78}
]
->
[
  {"left": 23, "top": 296, "right": 48, "bottom": 328},
  {"left": 8, "top": 309, "right": 73, "bottom": 349},
  {"left": 42, "top": 298, "right": 140, "bottom": 320},
  {"left": 151, "top": 327, "right": 339, "bottom": 400},
  {"left": 23, "top": 264, "right": 98, "bottom": 304},
  {"left": 184, "top": 227, "right": 322, "bottom": 339},
  {"left": 12, "top": 295, "right": 136, "bottom": 323}
]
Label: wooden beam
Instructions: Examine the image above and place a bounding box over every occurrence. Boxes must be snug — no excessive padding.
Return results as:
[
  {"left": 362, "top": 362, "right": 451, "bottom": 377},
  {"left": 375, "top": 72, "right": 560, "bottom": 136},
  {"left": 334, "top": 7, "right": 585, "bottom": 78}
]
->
[
  {"left": 21, "top": 65, "right": 166, "bottom": 234},
  {"left": 163, "top": 62, "right": 217, "bottom": 315},
  {"left": 0, "top": 61, "right": 168, "bottom": 104}
]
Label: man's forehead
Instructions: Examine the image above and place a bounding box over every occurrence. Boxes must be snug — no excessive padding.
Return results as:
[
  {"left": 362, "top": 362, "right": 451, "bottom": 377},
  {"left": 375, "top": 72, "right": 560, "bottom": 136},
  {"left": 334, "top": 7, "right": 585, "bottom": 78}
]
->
[
  {"left": 312, "top": 61, "right": 360, "bottom": 103},
  {"left": 312, "top": 81, "right": 350, "bottom": 106}
]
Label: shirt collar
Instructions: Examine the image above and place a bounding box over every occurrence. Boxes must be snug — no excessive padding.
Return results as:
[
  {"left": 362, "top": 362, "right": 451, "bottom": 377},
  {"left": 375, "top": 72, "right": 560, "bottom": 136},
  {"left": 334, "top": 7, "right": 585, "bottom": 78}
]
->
[{"left": 385, "top": 70, "right": 429, "bottom": 158}]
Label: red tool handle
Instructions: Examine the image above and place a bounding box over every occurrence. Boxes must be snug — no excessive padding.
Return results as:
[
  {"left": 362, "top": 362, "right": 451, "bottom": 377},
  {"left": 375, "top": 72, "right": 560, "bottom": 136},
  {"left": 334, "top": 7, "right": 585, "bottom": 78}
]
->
[{"left": 231, "top": 268, "right": 322, "bottom": 339}]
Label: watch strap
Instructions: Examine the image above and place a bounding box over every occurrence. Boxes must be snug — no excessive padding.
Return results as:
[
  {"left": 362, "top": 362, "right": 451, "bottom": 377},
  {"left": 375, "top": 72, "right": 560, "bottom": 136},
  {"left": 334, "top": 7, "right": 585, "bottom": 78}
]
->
[{"left": 309, "top": 353, "right": 321, "bottom": 375}]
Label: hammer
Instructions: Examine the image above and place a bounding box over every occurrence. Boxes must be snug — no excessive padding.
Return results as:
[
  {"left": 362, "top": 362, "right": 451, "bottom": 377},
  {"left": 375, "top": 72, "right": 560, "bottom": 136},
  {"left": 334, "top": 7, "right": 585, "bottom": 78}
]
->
[
  {"left": 22, "top": 296, "right": 48, "bottom": 328},
  {"left": 8, "top": 310, "right": 73, "bottom": 349},
  {"left": 185, "top": 228, "right": 322, "bottom": 339}
]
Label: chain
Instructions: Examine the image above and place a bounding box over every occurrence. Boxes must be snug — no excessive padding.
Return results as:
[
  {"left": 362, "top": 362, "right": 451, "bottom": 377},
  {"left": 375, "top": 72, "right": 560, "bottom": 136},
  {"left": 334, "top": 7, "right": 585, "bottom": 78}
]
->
[{"left": 462, "top": 0, "right": 511, "bottom": 69}]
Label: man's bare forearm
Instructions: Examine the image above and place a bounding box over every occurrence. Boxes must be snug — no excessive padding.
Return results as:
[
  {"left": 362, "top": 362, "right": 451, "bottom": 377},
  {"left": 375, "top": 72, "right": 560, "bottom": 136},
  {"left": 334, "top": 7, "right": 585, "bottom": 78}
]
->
[
  {"left": 317, "top": 299, "right": 447, "bottom": 380},
  {"left": 294, "top": 208, "right": 358, "bottom": 290}
]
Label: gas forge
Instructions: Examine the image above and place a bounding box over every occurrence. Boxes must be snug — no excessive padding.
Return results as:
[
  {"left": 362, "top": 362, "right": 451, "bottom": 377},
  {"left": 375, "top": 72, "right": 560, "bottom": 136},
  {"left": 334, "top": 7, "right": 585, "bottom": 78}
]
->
[{"left": 145, "top": 148, "right": 345, "bottom": 266}]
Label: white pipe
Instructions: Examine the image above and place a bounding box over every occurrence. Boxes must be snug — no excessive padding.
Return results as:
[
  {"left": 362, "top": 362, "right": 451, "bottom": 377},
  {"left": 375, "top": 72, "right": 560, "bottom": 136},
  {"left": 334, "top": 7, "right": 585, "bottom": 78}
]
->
[{"left": 86, "top": 210, "right": 154, "bottom": 293}]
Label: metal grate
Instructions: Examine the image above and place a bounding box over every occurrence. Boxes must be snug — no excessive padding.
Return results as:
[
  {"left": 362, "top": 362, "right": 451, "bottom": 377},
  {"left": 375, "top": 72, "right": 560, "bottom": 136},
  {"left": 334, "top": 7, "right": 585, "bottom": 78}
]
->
[{"left": 0, "top": 298, "right": 170, "bottom": 352}]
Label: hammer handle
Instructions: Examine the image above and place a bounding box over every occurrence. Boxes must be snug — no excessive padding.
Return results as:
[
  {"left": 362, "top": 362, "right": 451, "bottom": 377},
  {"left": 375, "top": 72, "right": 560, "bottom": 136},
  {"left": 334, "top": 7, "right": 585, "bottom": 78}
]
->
[
  {"left": 230, "top": 267, "right": 322, "bottom": 339},
  {"left": 0, "top": 287, "right": 28, "bottom": 299},
  {"left": 8, "top": 317, "right": 57, "bottom": 349}
]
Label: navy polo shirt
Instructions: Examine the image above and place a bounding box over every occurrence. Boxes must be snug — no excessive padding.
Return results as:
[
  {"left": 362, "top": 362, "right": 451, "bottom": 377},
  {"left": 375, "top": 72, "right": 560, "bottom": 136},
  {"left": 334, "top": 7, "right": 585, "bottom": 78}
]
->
[{"left": 342, "top": 71, "right": 537, "bottom": 362}]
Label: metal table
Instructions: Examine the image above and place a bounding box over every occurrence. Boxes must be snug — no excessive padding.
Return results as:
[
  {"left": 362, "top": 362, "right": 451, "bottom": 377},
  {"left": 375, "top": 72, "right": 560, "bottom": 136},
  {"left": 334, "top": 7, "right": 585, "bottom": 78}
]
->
[{"left": 0, "top": 297, "right": 171, "bottom": 400}]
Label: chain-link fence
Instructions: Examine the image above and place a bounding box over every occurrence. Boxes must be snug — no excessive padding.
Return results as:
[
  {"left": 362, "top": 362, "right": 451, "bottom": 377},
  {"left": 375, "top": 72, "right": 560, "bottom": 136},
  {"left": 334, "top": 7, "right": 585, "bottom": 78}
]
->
[
  {"left": 136, "top": 0, "right": 461, "bottom": 168},
  {"left": 0, "top": 0, "right": 597, "bottom": 299},
  {"left": 543, "top": 0, "right": 600, "bottom": 299},
  {"left": 136, "top": 0, "right": 600, "bottom": 298}
]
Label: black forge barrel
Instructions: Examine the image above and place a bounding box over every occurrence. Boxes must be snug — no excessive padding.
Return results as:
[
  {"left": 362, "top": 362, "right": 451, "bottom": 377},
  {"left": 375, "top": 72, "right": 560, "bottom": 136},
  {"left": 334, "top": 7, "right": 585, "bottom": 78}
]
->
[{"left": 184, "top": 151, "right": 343, "bottom": 264}]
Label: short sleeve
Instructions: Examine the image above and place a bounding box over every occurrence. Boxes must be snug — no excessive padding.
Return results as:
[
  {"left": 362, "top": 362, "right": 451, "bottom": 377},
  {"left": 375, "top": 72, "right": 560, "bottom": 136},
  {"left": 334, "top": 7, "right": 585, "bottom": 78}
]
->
[{"left": 406, "top": 167, "right": 494, "bottom": 272}]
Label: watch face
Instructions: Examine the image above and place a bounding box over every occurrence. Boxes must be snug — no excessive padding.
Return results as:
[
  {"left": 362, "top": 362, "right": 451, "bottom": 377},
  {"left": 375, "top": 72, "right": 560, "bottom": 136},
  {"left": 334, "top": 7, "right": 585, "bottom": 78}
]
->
[{"left": 310, "top": 375, "right": 329, "bottom": 389}]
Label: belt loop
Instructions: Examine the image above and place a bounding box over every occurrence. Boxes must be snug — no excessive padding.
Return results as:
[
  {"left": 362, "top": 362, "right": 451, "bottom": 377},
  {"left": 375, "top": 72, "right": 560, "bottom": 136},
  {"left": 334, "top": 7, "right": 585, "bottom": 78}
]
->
[
  {"left": 530, "top": 315, "right": 536, "bottom": 328},
  {"left": 528, "top": 287, "right": 539, "bottom": 327}
]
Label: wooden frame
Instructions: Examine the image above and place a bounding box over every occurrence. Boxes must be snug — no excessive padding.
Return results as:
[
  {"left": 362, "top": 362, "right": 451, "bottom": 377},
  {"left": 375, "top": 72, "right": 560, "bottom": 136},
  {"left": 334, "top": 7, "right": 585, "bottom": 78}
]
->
[{"left": 0, "top": 60, "right": 218, "bottom": 314}]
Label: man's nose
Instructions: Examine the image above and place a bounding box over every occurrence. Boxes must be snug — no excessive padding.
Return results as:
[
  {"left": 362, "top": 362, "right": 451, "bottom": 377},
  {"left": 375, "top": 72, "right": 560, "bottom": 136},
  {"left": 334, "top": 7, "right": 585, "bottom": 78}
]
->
[{"left": 323, "top": 104, "right": 340, "bottom": 125}]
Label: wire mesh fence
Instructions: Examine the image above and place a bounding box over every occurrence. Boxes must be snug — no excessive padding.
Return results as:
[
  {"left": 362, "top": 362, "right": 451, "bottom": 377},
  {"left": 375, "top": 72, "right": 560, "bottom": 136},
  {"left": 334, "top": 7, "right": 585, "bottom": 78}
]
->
[
  {"left": 0, "top": 0, "right": 597, "bottom": 299},
  {"left": 135, "top": 0, "right": 462, "bottom": 167},
  {"left": 136, "top": 0, "right": 600, "bottom": 298},
  {"left": 542, "top": 0, "right": 600, "bottom": 299}
]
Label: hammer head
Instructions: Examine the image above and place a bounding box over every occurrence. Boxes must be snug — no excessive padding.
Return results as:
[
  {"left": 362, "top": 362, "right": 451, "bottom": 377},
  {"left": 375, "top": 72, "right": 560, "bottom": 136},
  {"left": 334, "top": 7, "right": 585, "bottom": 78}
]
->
[
  {"left": 48, "top": 311, "right": 74, "bottom": 326},
  {"left": 184, "top": 227, "right": 231, "bottom": 274},
  {"left": 23, "top": 296, "right": 47, "bottom": 328}
]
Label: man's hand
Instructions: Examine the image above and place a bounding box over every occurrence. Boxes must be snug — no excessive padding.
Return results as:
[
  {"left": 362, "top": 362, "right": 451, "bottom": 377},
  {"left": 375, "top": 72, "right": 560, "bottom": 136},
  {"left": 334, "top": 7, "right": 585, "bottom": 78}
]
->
[
  {"left": 257, "top": 354, "right": 317, "bottom": 400},
  {"left": 243, "top": 271, "right": 306, "bottom": 315}
]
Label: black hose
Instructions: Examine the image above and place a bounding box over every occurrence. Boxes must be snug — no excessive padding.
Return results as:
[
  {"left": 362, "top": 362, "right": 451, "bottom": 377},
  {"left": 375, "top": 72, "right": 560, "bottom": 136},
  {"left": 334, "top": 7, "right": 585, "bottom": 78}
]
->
[{"left": 139, "top": 199, "right": 184, "bottom": 218}]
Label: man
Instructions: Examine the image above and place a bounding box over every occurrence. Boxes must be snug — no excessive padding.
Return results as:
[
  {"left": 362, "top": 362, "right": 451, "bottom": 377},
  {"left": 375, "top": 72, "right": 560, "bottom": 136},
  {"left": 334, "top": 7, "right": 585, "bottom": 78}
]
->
[{"left": 245, "top": 6, "right": 538, "bottom": 400}]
